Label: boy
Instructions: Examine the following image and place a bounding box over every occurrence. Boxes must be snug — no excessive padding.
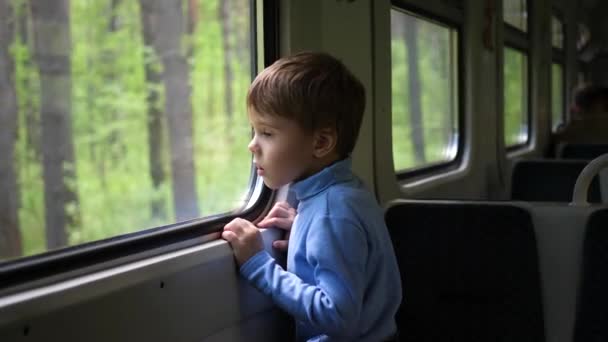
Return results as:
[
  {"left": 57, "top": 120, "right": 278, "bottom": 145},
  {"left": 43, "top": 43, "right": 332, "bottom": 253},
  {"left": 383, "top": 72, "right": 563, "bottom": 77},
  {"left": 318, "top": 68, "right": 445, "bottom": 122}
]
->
[{"left": 222, "top": 52, "right": 402, "bottom": 341}]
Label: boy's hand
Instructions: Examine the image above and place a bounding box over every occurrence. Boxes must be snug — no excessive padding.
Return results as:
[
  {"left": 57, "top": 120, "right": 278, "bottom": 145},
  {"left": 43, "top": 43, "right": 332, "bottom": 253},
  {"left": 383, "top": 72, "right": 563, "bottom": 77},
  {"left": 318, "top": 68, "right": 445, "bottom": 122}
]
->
[
  {"left": 222, "top": 218, "right": 264, "bottom": 266},
  {"left": 257, "top": 201, "right": 296, "bottom": 252}
]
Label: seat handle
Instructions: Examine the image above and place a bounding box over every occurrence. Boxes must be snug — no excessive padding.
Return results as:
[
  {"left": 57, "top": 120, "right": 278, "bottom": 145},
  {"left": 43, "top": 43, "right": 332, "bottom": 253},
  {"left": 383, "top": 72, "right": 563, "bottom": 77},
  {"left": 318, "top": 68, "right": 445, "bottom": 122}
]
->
[{"left": 571, "top": 153, "right": 608, "bottom": 206}]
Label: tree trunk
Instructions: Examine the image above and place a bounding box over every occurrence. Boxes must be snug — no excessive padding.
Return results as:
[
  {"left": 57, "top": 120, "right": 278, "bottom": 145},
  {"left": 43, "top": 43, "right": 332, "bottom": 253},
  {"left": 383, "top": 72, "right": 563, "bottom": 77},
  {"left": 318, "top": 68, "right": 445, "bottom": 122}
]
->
[
  {"left": 220, "top": 0, "right": 234, "bottom": 127},
  {"left": 231, "top": 0, "right": 250, "bottom": 67},
  {"left": 155, "top": 0, "right": 199, "bottom": 221},
  {"left": 31, "top": 0, "right": 79, "bottom": 249},
  {"left": 0, "top": 0, "right": 23, "bottom": 258},
  {"left": 438, "top": 30, "right": 452, "bottom": 147},
  {"left": 105, "top": 0, "right": 122, "bottom": 163},
  {"left": 16, "top": 0, "right": 41, "bottom": 161},
  {"left": 187, "top": 0, "right": 198, "bottom": 38},
  {"left": 139, "top": 0, "right": 166, "bottom": 221},
  {"left": 109, "top": 0, "right": 120, "bottom": 31},
  {"left": 404, "top": 17, "right": 426, "bottom": 164}
]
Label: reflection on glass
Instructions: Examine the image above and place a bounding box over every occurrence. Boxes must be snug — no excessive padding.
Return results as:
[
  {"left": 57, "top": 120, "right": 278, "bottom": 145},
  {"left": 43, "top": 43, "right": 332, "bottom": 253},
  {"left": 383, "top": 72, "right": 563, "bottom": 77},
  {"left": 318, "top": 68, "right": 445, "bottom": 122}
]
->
[
  {"left": 577, "top": 23, "right": 591, "bottom": 51},
  {"left": 504, "top": 47, "right": 529, "bottom": 146},
  {"left": 390, "top": 8, "right": 459, "bottom": 172},
  {"left": 504, "top": 0, "right": 528, "bottom": 32},
  {"left": 1, "top": 0, "right": 255, "bottom": 262}
]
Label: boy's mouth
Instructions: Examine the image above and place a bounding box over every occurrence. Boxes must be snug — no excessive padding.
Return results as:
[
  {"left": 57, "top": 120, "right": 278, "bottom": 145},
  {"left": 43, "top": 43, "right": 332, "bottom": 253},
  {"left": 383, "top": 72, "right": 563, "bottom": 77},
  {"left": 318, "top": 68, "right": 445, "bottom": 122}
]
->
[{"left": 254, "top": 162, "right": 265, "bottom": 175}]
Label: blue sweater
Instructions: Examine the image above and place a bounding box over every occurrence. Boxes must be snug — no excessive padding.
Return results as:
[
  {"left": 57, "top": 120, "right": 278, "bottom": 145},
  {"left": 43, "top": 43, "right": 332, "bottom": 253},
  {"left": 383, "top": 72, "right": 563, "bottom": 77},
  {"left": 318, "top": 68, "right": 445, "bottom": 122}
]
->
[{"left": 240, "top": 158, "right": 402, "bottom": 341}]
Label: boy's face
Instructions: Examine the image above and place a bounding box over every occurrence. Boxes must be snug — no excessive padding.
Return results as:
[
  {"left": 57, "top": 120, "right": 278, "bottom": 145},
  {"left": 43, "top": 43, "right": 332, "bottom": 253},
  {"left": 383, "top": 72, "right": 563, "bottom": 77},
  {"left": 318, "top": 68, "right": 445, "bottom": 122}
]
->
[{"left": 248, "top": 108, "right": 316, "bottom": 189}]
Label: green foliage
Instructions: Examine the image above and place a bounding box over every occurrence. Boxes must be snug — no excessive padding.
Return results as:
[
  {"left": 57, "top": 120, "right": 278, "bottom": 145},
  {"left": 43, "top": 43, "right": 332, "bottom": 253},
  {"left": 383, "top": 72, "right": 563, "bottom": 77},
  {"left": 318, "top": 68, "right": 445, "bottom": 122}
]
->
[
  {"left": 9, "top": 0, "right": 254, "bottom": 259},
  {"left": 12, "top": 0, "right": 45, "bottom": 254},
  {"left": 504, "top": 47, "right": 528, "bottom": 146}
]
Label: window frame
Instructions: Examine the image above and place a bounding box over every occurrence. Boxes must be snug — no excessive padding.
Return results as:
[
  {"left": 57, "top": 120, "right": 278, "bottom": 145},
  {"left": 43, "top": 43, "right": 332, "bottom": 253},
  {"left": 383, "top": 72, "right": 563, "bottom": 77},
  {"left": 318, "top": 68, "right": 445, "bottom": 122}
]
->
[
  {"left": 503, "top": 0, "right": 531, "bottom": 151},
  {"left": 0, "top": 0, "right": 279, "bottom": 294},
  {"left": 390, "top": 0, "right": 466, "bottom": 181}
]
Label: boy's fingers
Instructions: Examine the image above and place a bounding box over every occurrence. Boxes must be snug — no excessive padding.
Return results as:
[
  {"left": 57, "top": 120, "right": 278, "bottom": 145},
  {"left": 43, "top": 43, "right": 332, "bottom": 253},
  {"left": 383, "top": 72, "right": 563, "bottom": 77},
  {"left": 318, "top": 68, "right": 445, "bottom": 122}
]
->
[
  {"left": 226, "top": 218, "right": 251, "bottom": 234},
  {"left": 265, "top": 205, "right": 286, "bottom": 219},
  {"left": 224, "top": 218, "right": 242, "bottom": 231},
  {"left": 258, "top": 200, "right": 296, "bottom": 227},
  {"left": 272, "top": 240, "right": 288, "bottom": 251},
  {"left": 275, "top": 201, "right": 292, "bottom": 211},
  {"left": 222, "top": 230, "right": 237, "bottom": 242},
  {"left": 265, "top": 202, "right": 294, "bottom": 219},
  {"left": 258, "top": 217, "right": 293, "bottom": 230}
]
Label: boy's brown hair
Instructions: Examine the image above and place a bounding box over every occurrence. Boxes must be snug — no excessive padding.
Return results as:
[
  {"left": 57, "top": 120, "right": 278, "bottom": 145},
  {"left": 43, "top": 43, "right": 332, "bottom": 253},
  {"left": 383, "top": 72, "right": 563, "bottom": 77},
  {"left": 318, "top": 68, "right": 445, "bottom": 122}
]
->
[{"left": 247, "top": 51, "right": 365, "bottom": 158}]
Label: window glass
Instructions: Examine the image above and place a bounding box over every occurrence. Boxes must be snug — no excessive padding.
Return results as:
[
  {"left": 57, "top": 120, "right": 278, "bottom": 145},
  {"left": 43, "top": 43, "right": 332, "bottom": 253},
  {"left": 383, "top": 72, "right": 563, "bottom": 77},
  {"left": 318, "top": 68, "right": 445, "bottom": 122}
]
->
[
  {"left": 552, "top": 63, "right": 564, "bottom": 131},
  {"left": 390, "top": 9, "right": 459, "bottom": 172},
  {"left": 0, "top": 0, "right": 255, "bottom": 261},
  {"left": 503, "top": 0, "right": 528, "bottom": 32},
  {"left": 552, "top": 15, "right": 564, "bottom": 49},
  {"left": 504, "top": 47, "right": 529, "bottom": 146}
]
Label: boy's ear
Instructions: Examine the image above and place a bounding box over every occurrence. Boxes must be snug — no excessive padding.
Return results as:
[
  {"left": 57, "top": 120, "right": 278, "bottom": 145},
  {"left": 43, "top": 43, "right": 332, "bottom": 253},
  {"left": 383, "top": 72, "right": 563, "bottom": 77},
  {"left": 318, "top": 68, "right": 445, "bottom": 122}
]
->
[{"left": 312, "top": 127, "right": 337, "bottom": 158}]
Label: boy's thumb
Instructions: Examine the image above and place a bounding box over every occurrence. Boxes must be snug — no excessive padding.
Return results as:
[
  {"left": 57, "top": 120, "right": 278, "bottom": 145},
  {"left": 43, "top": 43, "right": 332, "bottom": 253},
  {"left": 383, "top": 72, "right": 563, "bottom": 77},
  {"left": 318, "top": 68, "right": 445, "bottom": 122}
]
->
[{"left": 273, "top": 240, "right": 288, "bottom": 251}]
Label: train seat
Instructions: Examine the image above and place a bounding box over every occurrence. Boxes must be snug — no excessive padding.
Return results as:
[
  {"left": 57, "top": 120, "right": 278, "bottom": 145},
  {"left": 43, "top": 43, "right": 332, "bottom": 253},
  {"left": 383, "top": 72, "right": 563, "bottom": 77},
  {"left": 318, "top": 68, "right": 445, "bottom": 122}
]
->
[
  {"left": 573, "top": 208, "right": 608, "bottom": 342},
  {"left": 384, "top": 200, "right": 545, "bottom": 342},
  {"left": 511, "top": 159, "right": 602, "bottom": 203},
  {"left": 557, "top": 143, "right": 608, "bottom": 160}
]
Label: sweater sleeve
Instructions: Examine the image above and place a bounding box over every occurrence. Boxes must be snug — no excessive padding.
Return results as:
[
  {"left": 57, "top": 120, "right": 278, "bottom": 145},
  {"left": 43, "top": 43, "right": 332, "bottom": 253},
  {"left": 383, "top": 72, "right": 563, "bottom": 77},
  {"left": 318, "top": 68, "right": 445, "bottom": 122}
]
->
[{"left": 239, "top": 216, "right": 368, "bottom": 337}]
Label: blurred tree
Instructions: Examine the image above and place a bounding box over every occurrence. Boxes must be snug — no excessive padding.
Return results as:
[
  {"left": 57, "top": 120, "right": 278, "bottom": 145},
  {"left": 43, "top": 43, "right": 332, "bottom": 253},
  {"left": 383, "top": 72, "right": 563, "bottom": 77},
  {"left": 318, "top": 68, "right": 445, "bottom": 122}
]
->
[
  {"left": 139, "top": 0, "right": 167, "bottom": 222},
  {"left": 31, "top": 0, "right": 80, "bottom": 249},
  {"left": 155, "top": 0, "right": 199, "bottom": 221},
  {"left": 403, "top": 17, "right": 426, "bottom": 163},
  {"left": 0, "top": 0, "right": 23, "bottom": 258},
  {"left": 220, "top": 0, "right": 234, "bottom": 129}
]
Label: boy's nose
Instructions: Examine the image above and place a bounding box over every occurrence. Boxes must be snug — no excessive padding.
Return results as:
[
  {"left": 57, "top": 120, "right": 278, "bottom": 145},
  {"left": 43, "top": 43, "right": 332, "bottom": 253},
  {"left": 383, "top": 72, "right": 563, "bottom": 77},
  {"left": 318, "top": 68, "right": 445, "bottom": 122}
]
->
[{"left": 248, "top": 138, "right": 259, "bottom": 153}]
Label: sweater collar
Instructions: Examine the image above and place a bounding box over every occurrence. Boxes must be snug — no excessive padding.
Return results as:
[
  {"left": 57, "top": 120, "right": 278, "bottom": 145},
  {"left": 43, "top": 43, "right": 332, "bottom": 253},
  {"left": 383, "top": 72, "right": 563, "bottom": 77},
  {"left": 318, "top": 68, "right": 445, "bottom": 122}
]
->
[{"left": 289, "top": 158, "right": 353, "bottom": 201}]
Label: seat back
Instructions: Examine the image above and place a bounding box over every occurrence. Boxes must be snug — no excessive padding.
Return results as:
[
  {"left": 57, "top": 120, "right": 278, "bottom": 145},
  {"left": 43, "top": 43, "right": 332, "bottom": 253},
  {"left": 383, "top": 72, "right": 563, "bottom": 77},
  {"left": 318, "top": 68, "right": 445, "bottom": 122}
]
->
[
  {"left": 385, "top": 200, "right": 545, "bottom": 342},
  {"left": 573, "top": 208, "right": 608, "bottom": 342},
  {"left": 557, "top": 143, "right": 608, "bottom": 160},
  {"left": 511, "top": 159, "right": 602, "bottom": 203}
]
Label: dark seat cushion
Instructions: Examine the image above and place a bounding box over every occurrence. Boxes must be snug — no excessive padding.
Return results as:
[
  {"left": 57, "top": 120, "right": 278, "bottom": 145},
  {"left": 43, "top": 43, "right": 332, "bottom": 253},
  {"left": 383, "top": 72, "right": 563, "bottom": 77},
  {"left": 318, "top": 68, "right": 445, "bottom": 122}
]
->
[
  {"left": 511, "top": 159, "right": 601, "bottom": 203},
  {"left": 385, "top": 201, "right": 545, "bottom": 342}
]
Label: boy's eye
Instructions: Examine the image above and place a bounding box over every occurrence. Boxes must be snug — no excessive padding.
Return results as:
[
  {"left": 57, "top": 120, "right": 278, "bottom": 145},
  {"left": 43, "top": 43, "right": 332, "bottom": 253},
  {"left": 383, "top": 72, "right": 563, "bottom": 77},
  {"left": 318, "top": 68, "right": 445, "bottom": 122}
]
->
[{"left": 261, "top": 131, "right": 272, "bottom": 137}]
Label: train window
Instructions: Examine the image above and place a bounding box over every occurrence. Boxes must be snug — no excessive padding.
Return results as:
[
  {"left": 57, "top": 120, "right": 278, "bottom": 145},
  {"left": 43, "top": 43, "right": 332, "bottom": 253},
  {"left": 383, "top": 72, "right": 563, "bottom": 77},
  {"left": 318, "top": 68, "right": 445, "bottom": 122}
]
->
[
  {"left": 390, "top": 8, "right": 459, "bottom": 172},
  {"left": 552, "top": 14, "right": 565, "bottom": 131},
  {"left": 552, "top": 63, "right": 564, "bottom": 130},
  {"left": 503, "top": 0, "right": 528, "bottom": 32},
  {"left": 1, "top": 0, "right": 257, "bottom": 261},
  {"left": 503, "top": 47, "right": 529, "bottom": 146},
  {"left": 552, "top": 15, "right": 564, "bottom": 49},
  {"left": 503, "top": 0, "right": 529, "bottom": 148}
]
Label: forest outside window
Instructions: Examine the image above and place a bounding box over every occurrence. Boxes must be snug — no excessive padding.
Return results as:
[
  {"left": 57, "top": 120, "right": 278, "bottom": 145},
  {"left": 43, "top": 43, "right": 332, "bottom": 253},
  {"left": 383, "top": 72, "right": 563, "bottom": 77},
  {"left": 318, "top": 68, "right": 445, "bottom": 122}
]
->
[
  {"left": 503, "top": 47, "right": 529, "bottom": 147},
  {"left": 552, "top": 14, "right": 564, "bottom": 50},
  {"left": 552, "top": 63, "right": 564, "bottom": 131},
  {"left": 0, "top": 0, "right": 256, "bottom": 262},
  {"left": 552, "top": 14, "right": 565, "bottom": 131},
  {"left": 390, "top": 8, "right": 459, "bottom": 173},
  {"left": 503, "top": 0, "right": 529, "bottom": 148}
]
